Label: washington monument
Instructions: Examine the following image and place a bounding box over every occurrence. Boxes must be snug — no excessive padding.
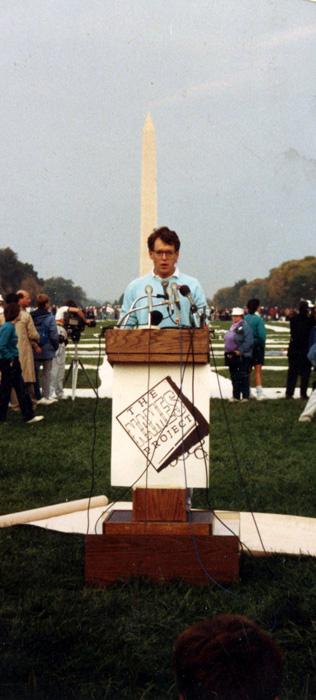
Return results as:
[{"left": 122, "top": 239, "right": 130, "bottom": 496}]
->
[{"left": 139, "top": 113, "right": 157, "bottom": 276}]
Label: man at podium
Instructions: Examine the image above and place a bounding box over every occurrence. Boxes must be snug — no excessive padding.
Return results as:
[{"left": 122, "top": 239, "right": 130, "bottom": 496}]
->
[{"left": 119, "top": 227, "right": 208, "bottom": 328}]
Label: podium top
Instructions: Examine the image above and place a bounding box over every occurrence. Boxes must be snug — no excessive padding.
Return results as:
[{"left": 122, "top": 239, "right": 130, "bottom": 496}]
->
[{"left": 106, "top": 328, "right": 210, "bottom": 364}]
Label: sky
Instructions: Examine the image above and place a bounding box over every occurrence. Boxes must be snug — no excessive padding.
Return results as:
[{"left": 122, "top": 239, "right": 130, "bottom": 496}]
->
[{"left": 1, "top": 0, "right": 316, "bottom": 303}]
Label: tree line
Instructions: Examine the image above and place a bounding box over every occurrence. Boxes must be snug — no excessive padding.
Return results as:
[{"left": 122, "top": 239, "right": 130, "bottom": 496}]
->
[
  {"left": 2, "top": 247, "right": 315, "bottom": 310},
  {"left": 0, "top": 248, "right": 88, "bottom": 307},
  {"left": 212, "top": 256, "right": 316, "bottom": 309}
]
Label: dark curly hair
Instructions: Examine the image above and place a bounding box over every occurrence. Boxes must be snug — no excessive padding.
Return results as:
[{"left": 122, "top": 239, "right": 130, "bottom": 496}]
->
[
  {"left": 147, "top": 227, "right": 180, "bottom": 252},
  {"left": 174, "top": 614, "right": 283, "bottom": 700},
  {"left": 4, "top": 302, "right": 20, "bottom": 322}
]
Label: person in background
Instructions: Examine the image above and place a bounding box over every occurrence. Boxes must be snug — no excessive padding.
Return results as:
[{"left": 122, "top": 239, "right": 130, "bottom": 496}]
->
[
  {"left": 224, "top": 307, "right": 253, "bottom": 402},
  {"left": 0, "top": 303, "right": 44, "bottom": 424},
  {"left": 285, "top": 300, "right": 315, "bottom": 399},
  {"left": 244, "top": 298, "right": 267, "bottom": 400},
  {"left": 49, "top": 300, "right": 93, "bottom": 400},
  {"left": 31, "top": 294, "right": 59, "bottom": 405},
  {"left": 298, "top": 324, "right": 316, "bottom": 423},
  {"left": 0, "top": 293, "right": 19, "bottom": 326},
  {"left": 10, "top": 289, "right": 41, "bottom": 410},
  {"left": 174, "top": 614, "right": 283, "bottom": 700}
]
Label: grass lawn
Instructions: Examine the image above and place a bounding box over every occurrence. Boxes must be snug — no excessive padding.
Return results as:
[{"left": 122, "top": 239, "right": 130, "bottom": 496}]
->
[
  {"left": 1, "top": 396, "right": 316, "bottom": 699},
  {"left": 213, "top": 367, "right": 316, "bottom": 390}
]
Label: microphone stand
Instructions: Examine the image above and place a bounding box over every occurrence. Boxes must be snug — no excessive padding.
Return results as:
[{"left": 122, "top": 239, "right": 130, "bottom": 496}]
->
[
  {"left": 200, "top": 306, "right": 207, "bottom": 329},
  {"left": 117, "top": 298, "right": 170, "bottom": 329},
  {"left": 191, "top": 310, "right": 200, "bottom": 328}
]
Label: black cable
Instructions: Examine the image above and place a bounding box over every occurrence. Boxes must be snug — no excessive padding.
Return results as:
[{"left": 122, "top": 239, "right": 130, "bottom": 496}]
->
[
  {"left": 86, "top": 326, "right": 103, "bottom": 535},
  {"left": 175, "top": 327, "right": 262, "bottom": 570},
  {"left": 208, "top": 334, "right": 268, "bottom": 557},
  {"left": 177, "top": 324, "right": 239, "bottom": 594}
]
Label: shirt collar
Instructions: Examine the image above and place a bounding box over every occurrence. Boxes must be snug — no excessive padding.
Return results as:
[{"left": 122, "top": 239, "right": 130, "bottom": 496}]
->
[{"left": 151, "top": 265, "right": 180, "bottom": 279}]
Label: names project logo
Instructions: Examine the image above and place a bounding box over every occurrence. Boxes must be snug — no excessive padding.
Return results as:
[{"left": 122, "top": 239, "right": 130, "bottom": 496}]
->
[{"left": 116, "top": 376, "right": 209, "bottom": 472}]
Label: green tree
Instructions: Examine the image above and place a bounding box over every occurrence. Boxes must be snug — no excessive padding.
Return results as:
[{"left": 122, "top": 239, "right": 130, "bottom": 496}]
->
[
  {"left": 0, "top": 248, "right": 43, "bottom": 300},
  {"left": 212, "top": 256, "right": 316, "bottom": 308},
  {"left": 287, "top": 259, "right": 316, "bottom": 307},
  {"left": 0, "top": 248, "right": 24, "bottom": 294},
  {"left": 264, "top": 256, "right": 316, "bottom": 307},
  {"left": 213, "top": 279, "right": 247, "bottom": 308},
  {"left": 238, "top": 278, "right": 267, "bottom": 306},
  {"left": 42, "top": 277, "right": 88, "bottom": 307}
]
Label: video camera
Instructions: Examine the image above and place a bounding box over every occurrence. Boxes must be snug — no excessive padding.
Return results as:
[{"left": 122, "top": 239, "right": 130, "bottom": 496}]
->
[{"left": 64, "top": 311, "right": 96, "bottom": 343}]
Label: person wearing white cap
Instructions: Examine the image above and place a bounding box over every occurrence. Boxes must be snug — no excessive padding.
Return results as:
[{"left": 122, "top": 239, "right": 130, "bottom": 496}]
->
[{"left": 224, "top": 307, "right": 254, "bottom": 402}]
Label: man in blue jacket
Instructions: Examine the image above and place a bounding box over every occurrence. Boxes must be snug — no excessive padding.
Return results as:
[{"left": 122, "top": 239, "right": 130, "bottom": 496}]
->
[{"left": 31, "top": 294, "right": 59, "bottom": 405}]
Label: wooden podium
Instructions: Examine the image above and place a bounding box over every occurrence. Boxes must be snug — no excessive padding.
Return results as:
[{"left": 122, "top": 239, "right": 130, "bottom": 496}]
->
[{"left": 85, "top": 329, "right": 239, "bottom": 586}]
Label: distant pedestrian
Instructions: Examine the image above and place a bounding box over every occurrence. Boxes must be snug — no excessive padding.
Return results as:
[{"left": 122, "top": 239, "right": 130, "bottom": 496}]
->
[
  {"left": 10, "top": 289, "right": 40, "bottom": 410},
  {"left": 224, "top": 307, "right": 253, "bottom": 402},
  {"left": 31, "top": 294, "right": 59, "bottom": 405},
  {"left": 244, "top": 298, "right": 267, "bottom": 400},
  {"left": 298, "top": 329, "right": 316, "bottom": 422},
  {"left": 286, "top": 300, "right": 315, "bottom": 399},
  {"left": 50, "top": 300, "right": 93, "bottom": 400}
]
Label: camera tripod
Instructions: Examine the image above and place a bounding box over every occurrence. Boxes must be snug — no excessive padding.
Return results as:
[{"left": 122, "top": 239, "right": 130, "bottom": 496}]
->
[{"left": 64, "top": 341, "right": 97, "bottom": 401}]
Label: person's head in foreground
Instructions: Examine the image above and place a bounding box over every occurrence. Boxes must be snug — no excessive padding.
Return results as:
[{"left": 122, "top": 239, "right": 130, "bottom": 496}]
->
[
  {"left": 4, "top": 302, "right": 21, "bottom": 323},
  {"left": 174, "top": 614, "right": 283, "bottom": 700}
]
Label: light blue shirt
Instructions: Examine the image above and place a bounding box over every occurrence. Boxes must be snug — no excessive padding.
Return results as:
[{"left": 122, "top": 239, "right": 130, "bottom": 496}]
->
[{"left": 120, "top": 268, "right": 208, "bottom": 328}]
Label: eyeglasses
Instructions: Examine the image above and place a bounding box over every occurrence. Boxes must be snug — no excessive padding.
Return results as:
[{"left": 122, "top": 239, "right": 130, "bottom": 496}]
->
[{"left": 152, "top": 249, "right": 176, "bottom": 258}]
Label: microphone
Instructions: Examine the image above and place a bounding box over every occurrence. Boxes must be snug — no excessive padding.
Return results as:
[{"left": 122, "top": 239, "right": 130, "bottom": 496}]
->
[
  {"left": 179, "top": 285, "right": 200, "bottom": 315},
  {"left": 145, "top": 284, "right": 153, "bottom": 327},
  {"left": 145, "top": 284, "right": 153, "bottom": 314},
  {"left": 161, "top": 280, "right": 169, "bottom": 300},
  {"left": 166, "top": 285, "right": 174, "bottom": 312},
  {"left": 171, "top": 282, "right": 181, "bottom": 310}
]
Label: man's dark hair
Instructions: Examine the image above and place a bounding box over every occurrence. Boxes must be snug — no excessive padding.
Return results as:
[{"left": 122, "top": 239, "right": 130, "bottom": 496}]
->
[
  {"left": 5, "top": 293, "right": 19, "bottom": 304},
  {"left": 147, "top": 227, "right": 180, "bottom": 252},
  {"left": 64, "top": 300, "right": 77, "bottom": 308},
  {"left": 174, "top": 614, "right": 283, "bottom": 700},
  {"left": 298, "top": 300, "right": 309, "bottom": 315},
  {"left": 4, "top": 302, "right": 20, "bottom": 322},
  {"left": 247, "top": 298, "right": 260, "bottom": 314}
]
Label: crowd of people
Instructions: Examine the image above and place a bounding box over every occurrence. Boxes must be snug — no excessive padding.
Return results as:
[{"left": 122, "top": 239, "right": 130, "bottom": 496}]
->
[
  {"left": 0, "top": 291, "right": 94, "bottom": 423},
  {"left": 223, "top": 298, "right": 316, "bottom": 407},
  {"left": 224, "top": 298, "right": 267, "bottom": 402},
  {"left": 1, "top": 287, "right": 316, "bottom": 418},
  {"left": 212, "top": 305, "right": 301, "bottom": 322}
]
